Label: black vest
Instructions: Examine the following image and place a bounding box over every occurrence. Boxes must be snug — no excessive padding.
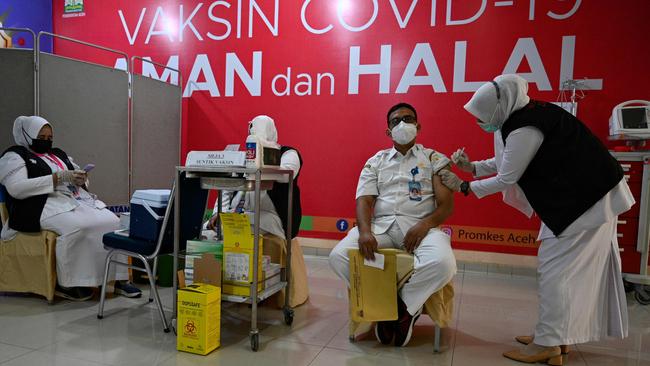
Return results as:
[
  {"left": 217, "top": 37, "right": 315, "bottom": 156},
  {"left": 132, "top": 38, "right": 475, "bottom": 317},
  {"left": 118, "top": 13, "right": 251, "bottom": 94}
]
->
[
  {"left": 500, "top": 100, "right": 623, "bottom": 236},
  {"left": 1, "top": 146, "right": 75, "bottom": 232},
  {"left": 268, "top": 146, "right": 303, "bottom": 239}
]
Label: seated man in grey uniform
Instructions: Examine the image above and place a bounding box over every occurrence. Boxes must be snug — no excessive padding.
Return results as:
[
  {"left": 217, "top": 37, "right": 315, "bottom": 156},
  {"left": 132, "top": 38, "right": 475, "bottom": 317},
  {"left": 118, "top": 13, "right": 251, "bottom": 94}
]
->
[{"left": 329, "top": 102, "right": 456, "bottom": 347}]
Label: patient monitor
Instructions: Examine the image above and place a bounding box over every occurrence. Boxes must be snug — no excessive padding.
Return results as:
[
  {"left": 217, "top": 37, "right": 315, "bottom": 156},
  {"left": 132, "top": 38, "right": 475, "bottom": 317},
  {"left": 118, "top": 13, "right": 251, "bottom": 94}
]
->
[{"left": 609, "top": 100, "right": 650, "bottom": 139}]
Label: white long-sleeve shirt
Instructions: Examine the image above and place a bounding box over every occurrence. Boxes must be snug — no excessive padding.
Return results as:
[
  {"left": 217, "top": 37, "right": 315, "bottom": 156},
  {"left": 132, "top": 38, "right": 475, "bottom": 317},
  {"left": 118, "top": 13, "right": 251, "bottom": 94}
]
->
[
  {"left": 470, "top": 127, "right": 544, "bottom": 200},
  {"left": 469, "top": 127, "right": 635, "bottom": 239},
  {"left": 0, "top": 151, "right": 105, "bottom": 240},
  {"left": 213, "top": 149, "right": 301, "bottom": 239}
]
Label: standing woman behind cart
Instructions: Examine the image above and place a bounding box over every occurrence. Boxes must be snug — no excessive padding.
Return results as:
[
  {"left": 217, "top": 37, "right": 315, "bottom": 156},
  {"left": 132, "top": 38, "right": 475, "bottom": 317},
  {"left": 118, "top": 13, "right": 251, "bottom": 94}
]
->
[{"left": 439, "top": 74, "right": 635, "bottom": 365}]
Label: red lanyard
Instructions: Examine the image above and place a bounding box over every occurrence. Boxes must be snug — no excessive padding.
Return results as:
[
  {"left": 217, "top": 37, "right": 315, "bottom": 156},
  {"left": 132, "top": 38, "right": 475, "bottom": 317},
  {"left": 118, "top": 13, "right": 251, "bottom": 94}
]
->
[{"left": 37, "top": 153, "right": 66, "bottom": 171}]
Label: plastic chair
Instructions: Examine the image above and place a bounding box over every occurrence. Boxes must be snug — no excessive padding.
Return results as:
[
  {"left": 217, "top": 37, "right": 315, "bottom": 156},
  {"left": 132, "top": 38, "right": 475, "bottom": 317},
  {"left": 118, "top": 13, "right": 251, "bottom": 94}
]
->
[
  {"left": 0, "top": 184, "right": 58, "bottom": 303},
  {"left": 97, "top": 172, "right": 208, "bottom": 332}
]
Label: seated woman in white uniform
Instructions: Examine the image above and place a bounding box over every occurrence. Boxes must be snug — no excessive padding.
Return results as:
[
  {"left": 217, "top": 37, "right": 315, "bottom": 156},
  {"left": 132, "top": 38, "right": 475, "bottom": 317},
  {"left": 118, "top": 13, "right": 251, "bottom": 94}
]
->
[
  {"left": 0, "top": 116, "right": 140, "bottom": 301},
  {"left": 205, "top": 115, "right": 309, "bottom": 306}
]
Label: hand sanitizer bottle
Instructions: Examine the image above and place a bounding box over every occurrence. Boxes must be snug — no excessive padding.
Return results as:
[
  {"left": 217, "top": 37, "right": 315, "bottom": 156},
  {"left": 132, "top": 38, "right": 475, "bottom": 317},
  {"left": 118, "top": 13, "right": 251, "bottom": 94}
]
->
[{"left": 245, "top": 134, "right": 259, "bottom": 168}]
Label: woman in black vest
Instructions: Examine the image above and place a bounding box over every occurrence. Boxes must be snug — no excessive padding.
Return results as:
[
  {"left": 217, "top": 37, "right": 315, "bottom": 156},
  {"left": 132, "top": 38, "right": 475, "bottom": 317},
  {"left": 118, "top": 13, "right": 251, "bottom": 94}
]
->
[
  {"left": 0, "top": 116, "right": 141, "bottom": 301},
  {"left": 439, "top": 75, "right": 635, "bottom": 365},
  {"left": 205, "top": 115, "right": 308, "bottom": 307}
]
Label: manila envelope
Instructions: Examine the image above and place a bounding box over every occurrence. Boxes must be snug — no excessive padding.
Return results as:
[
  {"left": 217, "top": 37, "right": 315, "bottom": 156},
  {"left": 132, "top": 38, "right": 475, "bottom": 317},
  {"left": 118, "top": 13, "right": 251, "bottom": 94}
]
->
[{"left": 348, "top": 248, "right": 398, "bottom": 323}]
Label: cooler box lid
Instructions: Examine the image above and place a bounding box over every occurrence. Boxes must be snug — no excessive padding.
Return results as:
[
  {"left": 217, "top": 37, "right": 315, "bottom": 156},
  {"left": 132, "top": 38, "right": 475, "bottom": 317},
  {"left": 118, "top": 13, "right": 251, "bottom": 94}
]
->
[{"left": 132, "top": 189, "right": 171, "bottom": 204}]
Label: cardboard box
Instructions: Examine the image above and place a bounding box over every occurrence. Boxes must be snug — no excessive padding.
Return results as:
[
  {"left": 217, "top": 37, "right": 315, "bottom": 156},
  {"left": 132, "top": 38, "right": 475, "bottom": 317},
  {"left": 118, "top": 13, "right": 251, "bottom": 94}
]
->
[
  {"left": 264, "top": 262, "right": 281, "bottom": 288},
  {"left": 264, "top": 262, "right": 281, "bottom": 276},
  {"left": 193, "top": 254, "right": 222, "bottom": 287},
  {"left": 222, "top": 262, "right": 281, "bottom": 296},
  {"left": 262, "top": 255, "right": 271, "bottom": 268},
  {"left": 348, "top": 249, "right": 399, "bottom": 323},
  {"left": 220, "top": 213, "right": 264, "bottom": 287},
  {"left": 186, "top": 240, "right": 224, "bottom": 259},
  {"left": 223, "top": 236, "right": 263, "bottom": 284},
  {"left": 265, "top": 274, "right": 281, "bottom": 289},
  {"left": 184, "top": 240, "right": 223, "bottom": 284},
  {"left": 222, "top": 282, "right": 264, "bottom": 296},
  {"left": 262, "top": 235, "right": 285, "bottom": 268},
  {"left": 177, "top": 254, "right": 222, "bottom": 355}
]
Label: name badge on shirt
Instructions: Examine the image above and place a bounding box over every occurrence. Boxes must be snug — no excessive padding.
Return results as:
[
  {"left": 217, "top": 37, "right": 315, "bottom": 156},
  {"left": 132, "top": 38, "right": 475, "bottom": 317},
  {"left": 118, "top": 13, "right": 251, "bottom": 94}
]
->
[
  {"left": 67, "top": 184, "right": 81, "bottom": 199},
  {"left": 409, "top": 166, "right": 422, "bottom": 201}
]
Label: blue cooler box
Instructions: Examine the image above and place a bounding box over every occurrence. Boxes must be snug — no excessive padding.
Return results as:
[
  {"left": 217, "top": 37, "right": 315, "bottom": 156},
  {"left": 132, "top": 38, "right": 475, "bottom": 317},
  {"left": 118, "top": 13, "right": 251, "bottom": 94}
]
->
[{"left": 129, "top": 189, "right": 171, "bottom": 242}]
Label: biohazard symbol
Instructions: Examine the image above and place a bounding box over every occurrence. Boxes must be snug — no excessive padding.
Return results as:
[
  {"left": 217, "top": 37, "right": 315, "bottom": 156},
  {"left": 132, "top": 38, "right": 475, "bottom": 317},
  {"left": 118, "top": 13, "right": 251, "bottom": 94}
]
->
[{"left": 183, "top": 320, "right": 197, "bottom": 336}]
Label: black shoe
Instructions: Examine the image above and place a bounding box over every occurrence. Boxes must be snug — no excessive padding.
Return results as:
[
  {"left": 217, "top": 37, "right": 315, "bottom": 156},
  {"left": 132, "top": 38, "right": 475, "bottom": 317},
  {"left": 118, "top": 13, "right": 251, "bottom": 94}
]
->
[
  {"left": 374, "top": 320, "right": 395, "bottom": 345},
  {"left": 394, "top": 296, "right": 422, "bottom": 347},
  {"left": 114, "top": 281, "right": 142, "bottom": 298},
  {"left": 55, "top": 285, "right": 93, "bottom": 301}
]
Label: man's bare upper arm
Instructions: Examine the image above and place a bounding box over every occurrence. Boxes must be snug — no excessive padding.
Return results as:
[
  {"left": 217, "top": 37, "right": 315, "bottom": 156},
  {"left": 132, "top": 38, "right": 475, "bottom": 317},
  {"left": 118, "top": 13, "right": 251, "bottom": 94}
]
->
[
  {"left": 356, "top": 195, "right": 377, "bottom": 207},
  {"left": 433, "top": 166, "right": 454, "bottom": 212}
]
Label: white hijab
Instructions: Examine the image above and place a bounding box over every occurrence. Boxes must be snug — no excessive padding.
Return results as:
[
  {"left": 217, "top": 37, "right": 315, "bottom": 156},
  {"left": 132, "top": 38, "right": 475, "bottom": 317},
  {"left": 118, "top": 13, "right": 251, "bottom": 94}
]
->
[
  {"left": 464, "top": 74, "right": 530, "bottom": 128},
  {"left": 249, "top": 115, "right": 280, "bottom": 148},
  {"left": 0, "top": 116, "right": 52, "bottom": 197},
  {"left": 13, "top": 115, "right": 50, "bottom": 148},
  {"left": 465, "top": 75, "right": 534, "bottom": 218}
]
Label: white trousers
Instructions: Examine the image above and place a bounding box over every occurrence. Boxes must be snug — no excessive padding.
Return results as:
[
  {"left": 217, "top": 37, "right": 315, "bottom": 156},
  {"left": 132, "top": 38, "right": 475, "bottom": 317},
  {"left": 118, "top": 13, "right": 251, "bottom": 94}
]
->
[
  {"left": 329, "top": 223, "right": 456, "bottom": 315},
  {"left": 41, "top": 204, "right": 128, "bottom": 287},
  {"left": 534, "top": 217, "right": 628, "bottom": 346}
]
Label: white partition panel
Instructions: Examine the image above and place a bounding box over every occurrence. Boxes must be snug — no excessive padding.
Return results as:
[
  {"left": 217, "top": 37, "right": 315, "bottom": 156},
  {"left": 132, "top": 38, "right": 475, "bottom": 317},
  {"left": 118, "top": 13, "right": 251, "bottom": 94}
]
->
[
  {"left": 0, "top": 48, "right": 35, "bottom": 152},
  {"left": 38, "top": 53, "right": 129, "bottom": 205},
  {"left": 131, "top": 74, "right": 181, "bottom": 193}
]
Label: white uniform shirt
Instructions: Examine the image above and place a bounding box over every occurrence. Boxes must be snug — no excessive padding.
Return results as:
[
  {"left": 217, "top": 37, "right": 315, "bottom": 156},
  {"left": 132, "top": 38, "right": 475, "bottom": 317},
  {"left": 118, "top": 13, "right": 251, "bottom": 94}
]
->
[
  {"left": 470, "top": 127, "right": 542, "bottom": 217},
  {"left": 0, "top": 151, "right": 106, "bottom": 240},
  {"left": 356, "top": 144, "right": 450, "bottom": 235},
  {"left": 214, "top": 149, "right": 301, "bottom": 239},
  {"left": 469, "top": 127, "right": 635, "bottom": 239}
]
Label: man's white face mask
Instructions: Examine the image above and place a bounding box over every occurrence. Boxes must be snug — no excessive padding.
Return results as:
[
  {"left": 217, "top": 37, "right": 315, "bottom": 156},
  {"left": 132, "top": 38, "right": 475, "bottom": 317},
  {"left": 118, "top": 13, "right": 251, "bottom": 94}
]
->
[{"left": 391, "top": 121, "right": 418, "bottom": 145}]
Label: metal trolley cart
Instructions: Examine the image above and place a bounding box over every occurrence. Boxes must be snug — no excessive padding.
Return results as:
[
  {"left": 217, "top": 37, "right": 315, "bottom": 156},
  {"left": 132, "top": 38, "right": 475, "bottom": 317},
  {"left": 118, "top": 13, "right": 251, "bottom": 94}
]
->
[
  {"left": 611, "top": 152, "right": 650, "bottom": 304},
  {"left": 171, "top": 166, "right": 295, "bottom": 351}
]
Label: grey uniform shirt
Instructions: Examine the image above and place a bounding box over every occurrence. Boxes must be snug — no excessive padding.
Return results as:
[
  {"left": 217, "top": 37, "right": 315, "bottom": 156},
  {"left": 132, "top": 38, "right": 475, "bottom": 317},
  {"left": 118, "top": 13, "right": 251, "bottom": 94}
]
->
[{"left": 355, "top": 144, "right": 450, "bottom": 235}]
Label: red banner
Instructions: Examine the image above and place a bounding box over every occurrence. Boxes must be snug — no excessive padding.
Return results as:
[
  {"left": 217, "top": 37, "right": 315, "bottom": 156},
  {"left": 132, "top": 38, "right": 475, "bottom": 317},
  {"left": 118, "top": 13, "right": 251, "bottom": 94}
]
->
[{"left": 53, "top": 1, "right": 650, "bottom": 254}]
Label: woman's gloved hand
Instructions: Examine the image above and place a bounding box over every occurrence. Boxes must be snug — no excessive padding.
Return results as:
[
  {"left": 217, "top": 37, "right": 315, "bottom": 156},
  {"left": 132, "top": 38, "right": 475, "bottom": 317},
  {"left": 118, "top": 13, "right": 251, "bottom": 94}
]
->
[
  {"left": 56, "top": 170, "right": 87, "bottom": 186},
  {"left": 451, "top": 148, "right": 474, "bottom": 173},
  {"left": 438, "top": 169, "right": 463, "bottom": 192}
]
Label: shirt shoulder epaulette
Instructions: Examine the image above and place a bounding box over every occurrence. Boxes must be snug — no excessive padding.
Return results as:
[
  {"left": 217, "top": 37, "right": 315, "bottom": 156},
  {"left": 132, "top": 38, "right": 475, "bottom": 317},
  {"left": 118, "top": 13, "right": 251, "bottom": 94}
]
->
[
  {"left": 363, "top": 149, "right": 391, "bottom": 168},
  {"left": 421, "top": 147, "right": 451, "bottom": 174}
]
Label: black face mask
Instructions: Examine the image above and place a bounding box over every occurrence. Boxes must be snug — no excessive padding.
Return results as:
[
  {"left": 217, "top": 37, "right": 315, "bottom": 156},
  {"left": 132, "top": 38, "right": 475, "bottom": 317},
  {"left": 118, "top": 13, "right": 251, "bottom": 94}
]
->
[{"left": 30, "top": 139, "right": 53, "bottom": 154}]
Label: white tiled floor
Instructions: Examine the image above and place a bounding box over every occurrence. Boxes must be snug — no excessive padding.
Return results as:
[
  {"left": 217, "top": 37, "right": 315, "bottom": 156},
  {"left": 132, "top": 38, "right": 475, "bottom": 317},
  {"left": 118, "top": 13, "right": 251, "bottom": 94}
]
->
[{"left": 1, "top": 256, "right": 650, "bottom": 365}]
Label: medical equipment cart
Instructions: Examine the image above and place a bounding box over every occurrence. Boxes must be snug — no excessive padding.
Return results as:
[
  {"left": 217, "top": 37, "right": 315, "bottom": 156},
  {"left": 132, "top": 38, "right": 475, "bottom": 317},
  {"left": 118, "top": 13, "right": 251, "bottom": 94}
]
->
[
  {"left": 171, "top": 165, "right": 295, "bottom": 351},
  {"left": 611, "top": 152, "right": 650, "bottom": 304}
]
